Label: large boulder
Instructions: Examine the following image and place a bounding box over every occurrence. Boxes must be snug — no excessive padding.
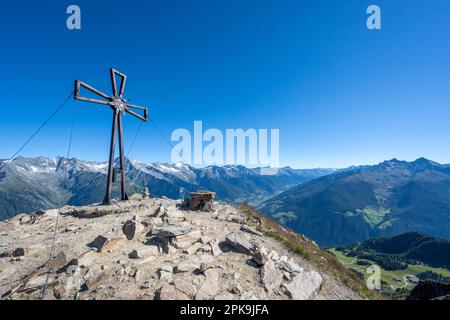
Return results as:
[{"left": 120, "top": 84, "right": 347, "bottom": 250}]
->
[
  {"left": 260, "top": 260, "right": 283, "bottom": 292},
  {"left": 122, "top": 216, "right": 144, "bottom": 240},
  {"left": 151, "top": 224, "right": 193, "bottom": 238},
  {"left": 83, "top": 265, "right": 110, "bottom": 290},
  {"left": 90, "top": 234, "right": 126, "bottom": 253},
  {"left": 157, "top": 284, "right": 177, "bottom": 300},
  {"left": 172, "top": 230, "right": 202, "bottom": 249},
  {"left": 282, "top": 271, "right": 323, "bottom": 300},
  {"left": 13, "top": 247, "right": 26, "bottom": 257},
  {"left": 174, "top": 259, "right": 200, "bottom": 273},
  {"left": 158, "top": 265, "right": 174, "bottom": 281},
  {"left": 47, "top": 251, "right": 67, "bottom": 271},
  {"left": 129, "top": 246, "right": 159, "bottom": 259},
  {"left": 182, "top": 243, "right": 202, "bottom": 255},
  {"left": 188, "top": 191, "right": 216, "bottom": 212},
  {"left": 225, "top": 232, "right": 254, "bottom": 254},
  {"left": 276, "top": 260, "right": 304, "bottom": 273},
  {"left": 253, "top": 251, "right": 269, "bottom": 266},
  {"left": 195, "top": 269, "right": 220, "bottom": 300},
  {"left": 151, "top": 224, "right": 202, "bottom": 249},
  {"left": 65, "top": 268, "right": 84, "bottom": 292},
  {"left": 174, "top": 279, "right": 198, "bottom": 299},
  {"left": 209, "top": 240, "right": 222, "bottom": 257}
]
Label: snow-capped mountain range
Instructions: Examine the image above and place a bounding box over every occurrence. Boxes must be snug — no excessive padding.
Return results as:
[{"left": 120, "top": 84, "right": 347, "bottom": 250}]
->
[{"left": 0, "top": 156, "right": 335, "bottom": 220}]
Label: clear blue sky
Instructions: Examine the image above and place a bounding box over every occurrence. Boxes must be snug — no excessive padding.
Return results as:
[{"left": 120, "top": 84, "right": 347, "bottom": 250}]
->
[{"left": 0, "top": 0, "right": 449, "bottom": 168}]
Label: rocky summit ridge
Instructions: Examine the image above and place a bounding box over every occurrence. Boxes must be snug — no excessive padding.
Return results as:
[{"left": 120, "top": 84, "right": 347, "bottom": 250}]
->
[{"left": 0, "top": 195, "right": 366, "bottom": 300}]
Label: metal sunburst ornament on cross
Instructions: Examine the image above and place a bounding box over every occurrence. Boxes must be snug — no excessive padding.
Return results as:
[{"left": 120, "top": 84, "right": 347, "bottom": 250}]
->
[{"left": 74, "top": 68, "right": 149, "bottom": 205}]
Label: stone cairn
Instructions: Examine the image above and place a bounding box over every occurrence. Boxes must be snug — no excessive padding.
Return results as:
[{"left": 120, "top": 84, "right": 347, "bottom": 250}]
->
[
  {"left": 142, "top": 187, "right": 150, "bottom": 200},
  {"left": 187, "top": 190, "right": 216, "bottom": 212}
]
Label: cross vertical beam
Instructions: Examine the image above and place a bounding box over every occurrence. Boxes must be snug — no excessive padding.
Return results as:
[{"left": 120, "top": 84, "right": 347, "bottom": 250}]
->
[
  {"left": 104, "top": 110, "right": 118, "bottom": 204},
  {"left": 74, "top": 68, "right": 149, "bottom": 204},
  {"left": 117, "top": 111, "right": 128, "bottom": 201}
]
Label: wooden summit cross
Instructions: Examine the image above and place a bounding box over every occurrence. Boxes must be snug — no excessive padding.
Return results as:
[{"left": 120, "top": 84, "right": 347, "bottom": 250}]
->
[{"left": 74, "top": 68, "right": 149, "bottom": 204}]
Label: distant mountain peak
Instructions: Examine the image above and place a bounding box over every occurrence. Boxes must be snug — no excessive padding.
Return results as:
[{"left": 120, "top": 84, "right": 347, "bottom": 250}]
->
[
  {"left": 260, "top": 156, "right": 450, "bottom": 247},
  {"left": 373, "top": 157, "right": 445, "bottom": 172},
  {"left": 413, "top": 157, "right": 440, "bottom": 167},
  {"left": 380, "top": 158, "right": 406, "bottom": 166}
]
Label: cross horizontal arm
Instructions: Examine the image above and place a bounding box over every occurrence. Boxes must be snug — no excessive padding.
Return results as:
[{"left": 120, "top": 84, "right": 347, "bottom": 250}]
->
[
  {"left": 125, "top": 106, "right": 148, "bottom": 121},
  {"left": 75, "top": 96, "right": 110, "bottom": 105},
  {"left": 126, "top": 103, "right": 147, "bottom": 111},
  {"left": 74, "top": 80, "right": 111, "bottom": 105}
]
